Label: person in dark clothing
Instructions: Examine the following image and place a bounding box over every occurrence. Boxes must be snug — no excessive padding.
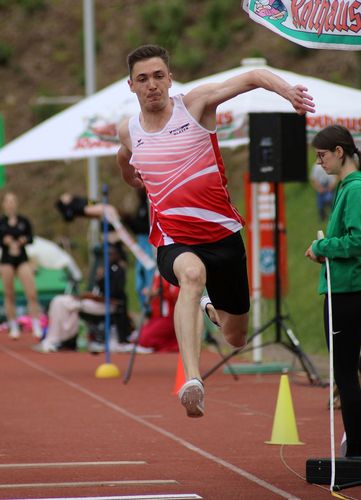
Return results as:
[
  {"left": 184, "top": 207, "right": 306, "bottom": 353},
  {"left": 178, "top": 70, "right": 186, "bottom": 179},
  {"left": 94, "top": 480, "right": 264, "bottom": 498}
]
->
[
  {"left": 55, "top": 193, "right": 90, "bottom": 222},
  {"left": 56, "top": 191, "right": 154, "bottom": 313},
  {"left": 55, "top": 193, "right": 128, "bottom": 262},
  {"left": 0, "top": 192, "right": 42, "bottom": 339},
  {"left": 305, "top": 125, "right": 361, "bottom": 457}
]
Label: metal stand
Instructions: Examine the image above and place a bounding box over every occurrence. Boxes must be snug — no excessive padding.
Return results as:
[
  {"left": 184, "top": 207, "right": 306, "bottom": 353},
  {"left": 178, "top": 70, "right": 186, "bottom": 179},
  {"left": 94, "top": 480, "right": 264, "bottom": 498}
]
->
[
  {"left": 205, "top": 331, "right": 239, "bottom": 381},
  {"left": 123, "top": 306, "right": 149, "bottom": 384},
  {"left": 123, "top": 270, "right": 157, "bottom": 384},
  {"left": 202, "top": 183, "right": 323, "bottom": 386}
]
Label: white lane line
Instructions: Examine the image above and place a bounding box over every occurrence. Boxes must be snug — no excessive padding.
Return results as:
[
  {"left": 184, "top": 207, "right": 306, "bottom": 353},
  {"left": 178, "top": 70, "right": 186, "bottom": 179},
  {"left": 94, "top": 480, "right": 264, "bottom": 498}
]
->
[
  {"left": 1, "top": 347, "right": 300, "bottom": 500},
  {"left": 0, "top": 461, "right": 146, "bottom": 469},
  {"left": 0, "top": 479, "right": 177, "bottom": 490},
  {"left": 138, "top": 415, "right": 163, "bottom": 419},
  {"left": 9, "top": 494, "right": 202, "bottom": 500}
]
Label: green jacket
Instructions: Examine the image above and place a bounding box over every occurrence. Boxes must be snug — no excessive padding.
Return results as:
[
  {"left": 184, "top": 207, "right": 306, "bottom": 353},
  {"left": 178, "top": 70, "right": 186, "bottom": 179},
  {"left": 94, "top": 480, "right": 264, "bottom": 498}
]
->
[{"left": 312, "top": 171, "right": 361, "bottom": 294}]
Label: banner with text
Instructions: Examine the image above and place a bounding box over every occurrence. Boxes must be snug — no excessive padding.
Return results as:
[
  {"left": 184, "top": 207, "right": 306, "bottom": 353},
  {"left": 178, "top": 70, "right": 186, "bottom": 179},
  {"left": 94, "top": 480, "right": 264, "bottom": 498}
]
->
[{"left": 243, "top": 0, "right": 361, "bottom": 50}]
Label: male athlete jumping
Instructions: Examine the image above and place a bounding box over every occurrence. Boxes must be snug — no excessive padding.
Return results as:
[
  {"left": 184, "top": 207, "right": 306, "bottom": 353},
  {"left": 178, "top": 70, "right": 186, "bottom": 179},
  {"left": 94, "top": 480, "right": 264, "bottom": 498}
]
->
[{"left": 117, "top": 44, "right": 315, "bottom": 418}]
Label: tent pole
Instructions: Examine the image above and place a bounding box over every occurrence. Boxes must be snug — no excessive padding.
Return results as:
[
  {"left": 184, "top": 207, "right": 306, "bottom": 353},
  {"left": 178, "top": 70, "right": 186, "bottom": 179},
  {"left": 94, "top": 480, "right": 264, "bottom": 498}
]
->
[{"left": 83, "top": 0, "right": 99, "bottom": 248}]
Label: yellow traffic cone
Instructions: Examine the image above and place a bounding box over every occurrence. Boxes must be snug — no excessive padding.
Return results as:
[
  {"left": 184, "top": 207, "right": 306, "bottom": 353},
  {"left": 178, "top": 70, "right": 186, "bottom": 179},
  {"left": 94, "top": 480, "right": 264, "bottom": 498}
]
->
[{"left": 266, "top": 374, "right": 304, "bottom": 445}]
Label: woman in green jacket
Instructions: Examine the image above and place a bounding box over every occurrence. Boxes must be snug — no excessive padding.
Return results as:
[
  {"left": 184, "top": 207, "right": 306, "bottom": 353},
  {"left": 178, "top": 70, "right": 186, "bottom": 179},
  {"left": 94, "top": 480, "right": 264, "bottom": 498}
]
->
[{"left": 305, "top": 125, "right": 361, "bottom": 457}]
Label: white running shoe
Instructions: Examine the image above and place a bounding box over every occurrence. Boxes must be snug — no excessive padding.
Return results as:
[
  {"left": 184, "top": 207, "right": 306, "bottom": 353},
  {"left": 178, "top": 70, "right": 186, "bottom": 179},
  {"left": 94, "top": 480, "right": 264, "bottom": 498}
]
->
[
  {"left": 178, "top": 378, "right": 205, "bottom": 418},
  {"left": 88, "top": 341, "right": 105, "bottom": 354},
  {"left": 112, "top": 342, "right": 154, "bottom": 354},
  {"left": 200, "top": 295, "right": 220, "bottom": 327},
  {"left": 32, "top": 341, "right": 58, "bottom": 353},
  {"left": 32, "top": 319, "right": 43, "bottom": 339},
  {"left": 9, "top": 328, "right": 20, "bottom": 340}
]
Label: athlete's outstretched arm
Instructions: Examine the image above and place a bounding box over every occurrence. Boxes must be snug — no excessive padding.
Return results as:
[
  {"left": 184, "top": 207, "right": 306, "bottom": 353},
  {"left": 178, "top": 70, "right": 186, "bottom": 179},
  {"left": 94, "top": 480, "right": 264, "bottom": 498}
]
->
[
  {"left": 117, "top": 119, "right": 144, "bottom": 189},
  {"left": 185, "top": 69, "right": 315, "bottom": 126},
  {"left": 83, "top": 203, "right": 120, "bottom": 223}
]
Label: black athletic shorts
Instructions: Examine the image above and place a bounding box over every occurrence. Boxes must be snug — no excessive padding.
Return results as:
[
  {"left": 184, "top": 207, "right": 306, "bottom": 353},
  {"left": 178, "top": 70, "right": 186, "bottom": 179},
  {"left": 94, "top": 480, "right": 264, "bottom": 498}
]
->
[
  {"left": 1, "top": 253, "right": 28, "bottom": 269},
  {"left": 157, "top": 232, "right": 250, "bottom": 315}
]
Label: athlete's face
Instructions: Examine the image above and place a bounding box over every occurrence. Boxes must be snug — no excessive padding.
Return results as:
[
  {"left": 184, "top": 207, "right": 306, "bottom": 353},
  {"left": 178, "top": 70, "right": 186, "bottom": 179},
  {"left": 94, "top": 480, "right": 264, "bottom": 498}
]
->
[{"left": 128, "top": 57, "right": 173, "bottom": 112}]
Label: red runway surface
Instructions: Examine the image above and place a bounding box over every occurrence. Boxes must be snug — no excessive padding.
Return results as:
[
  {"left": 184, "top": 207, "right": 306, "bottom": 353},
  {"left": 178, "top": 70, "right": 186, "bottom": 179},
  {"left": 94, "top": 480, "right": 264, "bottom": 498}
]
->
[{"left": 0, "top": 335, "right": 359, "bottom": 500}]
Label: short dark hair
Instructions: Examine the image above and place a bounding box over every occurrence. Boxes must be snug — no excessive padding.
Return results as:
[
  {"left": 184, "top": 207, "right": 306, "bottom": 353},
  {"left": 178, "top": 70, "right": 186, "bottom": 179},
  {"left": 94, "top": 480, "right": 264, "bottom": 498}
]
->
[
  {"left": 127, "top": 44, "right": 170, "bottom": 77},
  {"left": 312, "top": 125, "right": 358, "bottom": 161}
]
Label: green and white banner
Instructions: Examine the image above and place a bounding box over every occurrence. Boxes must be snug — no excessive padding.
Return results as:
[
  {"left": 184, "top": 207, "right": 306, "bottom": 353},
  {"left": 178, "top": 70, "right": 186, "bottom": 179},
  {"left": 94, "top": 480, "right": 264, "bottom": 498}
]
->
[{"left": 243, "top": 0, "right": 361, "bottom": 50}]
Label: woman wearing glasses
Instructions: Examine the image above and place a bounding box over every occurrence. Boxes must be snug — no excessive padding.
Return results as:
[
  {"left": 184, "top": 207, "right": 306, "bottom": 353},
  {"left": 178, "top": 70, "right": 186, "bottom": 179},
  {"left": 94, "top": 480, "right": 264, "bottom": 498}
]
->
[{"left": 305, "top": 125, "right": 361, "bottom": 457}]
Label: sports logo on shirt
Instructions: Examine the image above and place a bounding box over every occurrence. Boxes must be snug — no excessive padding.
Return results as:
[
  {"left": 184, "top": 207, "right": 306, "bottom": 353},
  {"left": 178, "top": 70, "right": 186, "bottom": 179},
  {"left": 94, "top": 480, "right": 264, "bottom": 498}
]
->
[{"left": 169, "top": 123, "right": 190, "bottom": 135}]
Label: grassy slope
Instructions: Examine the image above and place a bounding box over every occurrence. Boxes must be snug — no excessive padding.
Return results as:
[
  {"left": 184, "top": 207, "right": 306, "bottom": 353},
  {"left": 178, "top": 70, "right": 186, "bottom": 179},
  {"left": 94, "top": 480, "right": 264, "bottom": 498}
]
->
[{"left": 283, "top": 180, "right": 327, "bottom": 353}]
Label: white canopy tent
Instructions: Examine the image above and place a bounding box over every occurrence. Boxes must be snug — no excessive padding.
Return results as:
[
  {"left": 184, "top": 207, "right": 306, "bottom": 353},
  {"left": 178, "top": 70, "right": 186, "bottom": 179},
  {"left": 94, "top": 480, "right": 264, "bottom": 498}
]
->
[
  {"left": 0, "top": 77, "right": 185, "bottom": 166},
  {"left": 181, "top": 59, "right": 361, "bottom": 146},
  {"left": 1, "top": 59, "right": 361, "bottom": 166}
]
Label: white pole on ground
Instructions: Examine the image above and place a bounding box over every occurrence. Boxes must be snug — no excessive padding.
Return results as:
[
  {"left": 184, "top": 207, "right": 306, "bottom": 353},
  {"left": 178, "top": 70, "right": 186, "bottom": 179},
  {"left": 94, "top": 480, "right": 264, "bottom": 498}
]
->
[
  {"left": 83, "top": 0, "right": 99, "bottom": 248},
  {"left": 317, "top": 229, "right": 335, "bottom": 492},
  {"left": 252, "top": 183, "right": 262, "bottom": 363}
]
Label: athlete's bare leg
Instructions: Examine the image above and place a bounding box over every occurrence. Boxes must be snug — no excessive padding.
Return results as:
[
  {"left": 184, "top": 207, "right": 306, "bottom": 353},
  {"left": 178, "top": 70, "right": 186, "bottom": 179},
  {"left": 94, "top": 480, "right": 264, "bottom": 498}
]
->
[
  {"left": 205, "top": 303, "right": 248, "bottom": 348},
  {"left": 0, "top": 264, "right": 16, "bottom": 321},
  {"left": 173, "top": 252, "right": 205, "bottom": 381},
  {"left": 17, "top": 262, "right": 40, "bottom": 319}
]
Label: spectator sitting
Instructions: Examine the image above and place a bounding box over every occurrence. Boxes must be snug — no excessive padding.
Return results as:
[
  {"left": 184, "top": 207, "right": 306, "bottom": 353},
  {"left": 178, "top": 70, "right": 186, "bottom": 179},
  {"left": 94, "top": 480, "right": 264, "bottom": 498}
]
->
[{"left": 33, "top": 244, "right": 130, "bottom": 353}]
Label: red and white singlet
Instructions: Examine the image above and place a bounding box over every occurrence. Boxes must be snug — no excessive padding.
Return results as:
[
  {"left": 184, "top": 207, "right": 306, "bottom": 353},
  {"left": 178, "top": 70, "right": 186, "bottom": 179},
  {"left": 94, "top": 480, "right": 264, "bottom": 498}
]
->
[{"left": 128, "top": 94, "right": 244, "bottom": 247}]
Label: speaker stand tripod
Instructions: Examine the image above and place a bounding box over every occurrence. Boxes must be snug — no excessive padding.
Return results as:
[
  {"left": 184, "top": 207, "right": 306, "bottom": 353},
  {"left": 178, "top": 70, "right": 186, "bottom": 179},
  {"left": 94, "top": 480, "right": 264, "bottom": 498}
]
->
[{"left": 202, "top": 183, "right": 324, "bottom": 386}]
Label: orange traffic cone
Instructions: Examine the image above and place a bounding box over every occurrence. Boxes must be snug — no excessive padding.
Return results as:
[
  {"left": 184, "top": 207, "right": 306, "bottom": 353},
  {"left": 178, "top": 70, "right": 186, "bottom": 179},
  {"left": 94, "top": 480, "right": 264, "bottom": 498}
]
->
[{"left": 172, "top": 353, "right": 186, "bottom": 395}]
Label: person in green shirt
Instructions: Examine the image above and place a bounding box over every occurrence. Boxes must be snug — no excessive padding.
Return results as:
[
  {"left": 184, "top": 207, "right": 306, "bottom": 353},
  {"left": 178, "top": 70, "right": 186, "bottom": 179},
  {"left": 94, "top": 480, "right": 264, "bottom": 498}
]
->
[{"left": 305, "top": 124, "right": 361, "bottom": 457}]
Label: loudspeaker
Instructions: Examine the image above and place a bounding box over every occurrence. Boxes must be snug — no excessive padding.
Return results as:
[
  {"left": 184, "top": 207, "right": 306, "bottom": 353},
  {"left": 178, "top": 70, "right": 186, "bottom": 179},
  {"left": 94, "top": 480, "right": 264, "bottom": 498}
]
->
[{"left": 249, "top": 113, "right": 307, "bottom": 183}]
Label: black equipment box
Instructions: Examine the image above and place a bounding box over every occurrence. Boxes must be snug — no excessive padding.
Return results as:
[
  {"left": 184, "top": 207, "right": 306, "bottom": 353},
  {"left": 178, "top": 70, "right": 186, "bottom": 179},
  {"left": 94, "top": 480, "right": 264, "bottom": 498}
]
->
[{"left": 306, "top": 458, "right": 361, "bottom": 487}]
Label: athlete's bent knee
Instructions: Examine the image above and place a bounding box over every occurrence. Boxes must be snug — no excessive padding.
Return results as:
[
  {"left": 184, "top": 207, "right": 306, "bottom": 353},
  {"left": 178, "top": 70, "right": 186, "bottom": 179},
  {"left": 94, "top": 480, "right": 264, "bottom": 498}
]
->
[
  {"left": 179, "top": 265, "right": 205, "bottom": 290},
  {"left": 224, "top": 329, "right": 248, "bottom": 349}
]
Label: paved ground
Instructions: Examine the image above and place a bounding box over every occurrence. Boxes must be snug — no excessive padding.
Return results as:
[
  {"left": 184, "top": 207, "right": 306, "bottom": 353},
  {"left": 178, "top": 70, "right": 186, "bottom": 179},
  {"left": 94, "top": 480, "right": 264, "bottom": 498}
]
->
[{"left": 0, "top": 332, "right": 359, "bottom": 500}]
